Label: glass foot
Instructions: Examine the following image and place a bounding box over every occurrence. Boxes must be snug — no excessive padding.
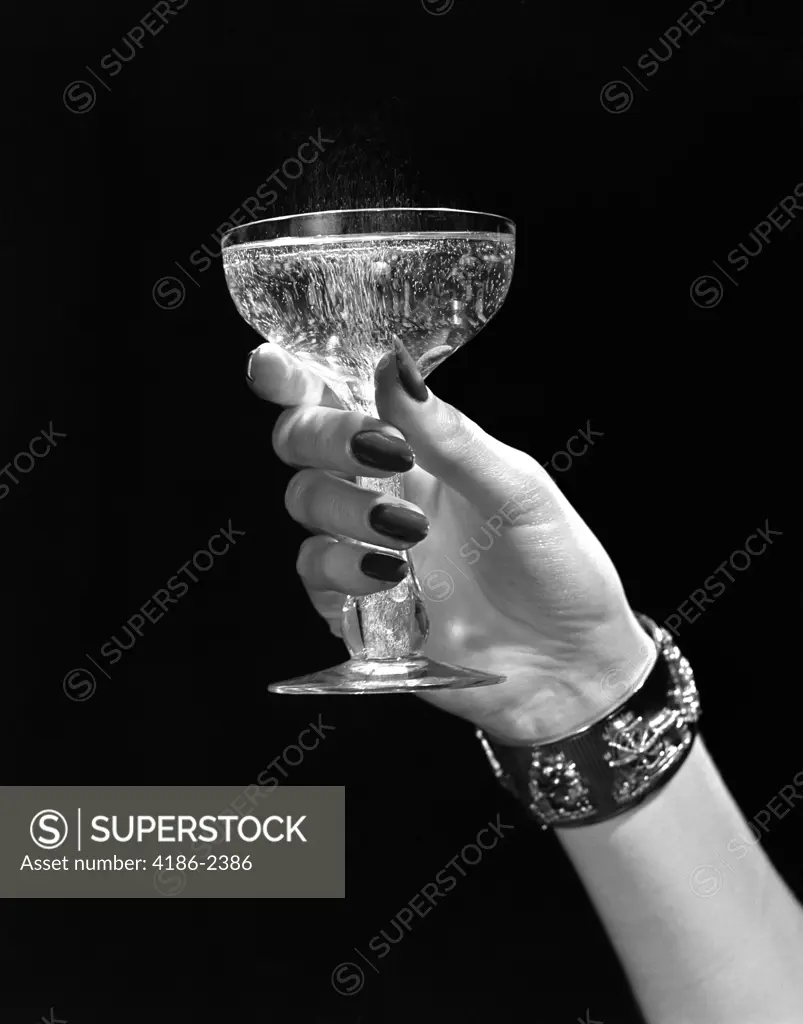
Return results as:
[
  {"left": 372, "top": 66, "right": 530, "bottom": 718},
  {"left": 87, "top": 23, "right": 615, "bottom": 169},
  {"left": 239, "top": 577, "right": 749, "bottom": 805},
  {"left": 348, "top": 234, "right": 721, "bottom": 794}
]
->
[{"left": 269, "top": 657, "right": 504, "bottom": 694}]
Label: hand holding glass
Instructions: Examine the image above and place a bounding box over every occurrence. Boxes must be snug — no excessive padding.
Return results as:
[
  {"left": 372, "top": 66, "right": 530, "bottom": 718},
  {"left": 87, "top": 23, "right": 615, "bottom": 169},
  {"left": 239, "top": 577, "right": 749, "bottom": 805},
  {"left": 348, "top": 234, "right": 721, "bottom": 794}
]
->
[{"left": 222, "top": 208, "right": 516, "bottom": 694}]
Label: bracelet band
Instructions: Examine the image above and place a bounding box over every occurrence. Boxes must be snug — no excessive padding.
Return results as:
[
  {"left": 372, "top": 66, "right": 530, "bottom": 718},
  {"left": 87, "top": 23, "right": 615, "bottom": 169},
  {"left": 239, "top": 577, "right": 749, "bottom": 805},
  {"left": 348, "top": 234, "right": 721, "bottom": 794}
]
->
[{"left": 476, "top": 613, "right": 702, "bottom": 830}]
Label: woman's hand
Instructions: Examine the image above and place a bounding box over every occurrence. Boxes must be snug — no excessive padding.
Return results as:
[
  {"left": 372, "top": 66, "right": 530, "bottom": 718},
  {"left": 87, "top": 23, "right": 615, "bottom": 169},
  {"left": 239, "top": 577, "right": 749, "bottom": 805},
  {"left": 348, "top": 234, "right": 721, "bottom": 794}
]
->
[{"left": 249, "top": 340, "right": 655, "bottom": 745}]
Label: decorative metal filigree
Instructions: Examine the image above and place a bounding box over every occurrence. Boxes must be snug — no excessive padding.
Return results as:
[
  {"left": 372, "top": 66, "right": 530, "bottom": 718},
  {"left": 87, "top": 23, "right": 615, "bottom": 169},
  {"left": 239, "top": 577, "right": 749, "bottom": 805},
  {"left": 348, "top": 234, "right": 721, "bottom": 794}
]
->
[
  {"left": 477, "top": 613, "right": 702, "bottom": 828},
  {"left": 528, "top": 749, "right": 594, "bottom": 825}
]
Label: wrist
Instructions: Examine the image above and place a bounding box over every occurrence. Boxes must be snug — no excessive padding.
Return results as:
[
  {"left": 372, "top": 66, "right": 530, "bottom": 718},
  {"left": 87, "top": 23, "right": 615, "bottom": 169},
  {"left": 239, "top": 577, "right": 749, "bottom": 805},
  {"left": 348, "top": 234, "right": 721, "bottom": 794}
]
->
[
  {"left": 592, "top": 610, "right": 659, "bottom": 715},
  {"left": 477, "top": 612, "right": 701, "bottom": 830},
  {"left": 516, "top": 611, "right": 659, "bottom": 745}
]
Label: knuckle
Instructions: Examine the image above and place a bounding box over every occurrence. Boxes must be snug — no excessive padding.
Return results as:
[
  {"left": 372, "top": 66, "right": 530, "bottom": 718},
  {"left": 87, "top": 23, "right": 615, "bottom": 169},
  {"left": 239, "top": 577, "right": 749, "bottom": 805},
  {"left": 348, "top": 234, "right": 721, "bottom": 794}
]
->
[
  {"left": 305, "top": 412, "right": 337, "bottom": 465},
  {"left": 435, "top": 400, "right": 464, "bottom": 436},
  {"left": 434, "top": 402, "right": 483, "bottom": 461},
  {"left": 297, "top": 540, "right": 315, "bottom": 581},
  {"left": 309, "top": 484, "right": 350, "bottom": 529},
  {"left": 297, "top": 536, "right": 339, "bottom": 588},
  {"left": 272, "top": 409, "right": 299, "bottom": 462},
  {"left": 273, "top": 406, "right": 338, "bottom": 467},
  {"left": 493, "top": 709, "right": 541, "bottom": 745},
  {"left": 295, "top": 536, "right": 318, "bottom": 577},
  {"left": 284, "top": 468, "right": 318, "bottom": 518}
]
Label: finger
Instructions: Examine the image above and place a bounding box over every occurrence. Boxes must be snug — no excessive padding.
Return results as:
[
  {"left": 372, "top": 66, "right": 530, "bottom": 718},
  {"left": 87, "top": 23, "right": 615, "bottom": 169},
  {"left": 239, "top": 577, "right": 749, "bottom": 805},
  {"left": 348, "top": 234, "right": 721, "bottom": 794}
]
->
[
  {"left": 374, "top": 338, "right": 563, "bottom": 522},
  {"left": 299, "top": 581, "right": 344, "bottom": 637},
  {"left": 273, "top": 405, "right": 415, "bottom": 476},
  {"left": 285, "top": 469, "right": 429, "bottom": 551},
  {"left": 296, "top": 535, "right": 410, "bottom": 596},
  {"left": 247, "top": 342, "right": 342, "bottom": 409}
]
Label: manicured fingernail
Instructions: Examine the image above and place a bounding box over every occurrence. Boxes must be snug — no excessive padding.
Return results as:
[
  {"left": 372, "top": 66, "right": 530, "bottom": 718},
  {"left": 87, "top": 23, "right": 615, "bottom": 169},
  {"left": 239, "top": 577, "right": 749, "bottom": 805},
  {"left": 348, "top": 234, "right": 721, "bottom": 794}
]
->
[
  {"left": 350, "top": 431, "right": 415, "bottom": 472},
  {"left": 393, "top": 338, "right": 428, "bottom": 402},
  {"left": 369, "top": 503, "right": 429, "bottom": 543},
  {"left": 361, "top": 552, "right": 410, "bottom": 583},
  {"left": 375, "top": 352, "right": 393, "bottom": 375}
]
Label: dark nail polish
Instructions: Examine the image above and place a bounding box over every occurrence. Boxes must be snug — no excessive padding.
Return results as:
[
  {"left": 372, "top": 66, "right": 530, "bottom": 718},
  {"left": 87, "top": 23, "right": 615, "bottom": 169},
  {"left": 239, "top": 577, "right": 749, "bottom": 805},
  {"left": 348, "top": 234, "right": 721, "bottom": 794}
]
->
[
  {"left": 369, "top": 503, "right": 429, "bottom": 543},
  {"left": 375, "top": 352, "right": 393, "bottom": 375},
  {"left": 350, "top": 431, "right": 415, "bottom": 472},
  {"left": 361, "top": 552, "right": 410, "bottom": 583},
  {"left": 393, "top": 338, "right": 428, "bottom": 402}
]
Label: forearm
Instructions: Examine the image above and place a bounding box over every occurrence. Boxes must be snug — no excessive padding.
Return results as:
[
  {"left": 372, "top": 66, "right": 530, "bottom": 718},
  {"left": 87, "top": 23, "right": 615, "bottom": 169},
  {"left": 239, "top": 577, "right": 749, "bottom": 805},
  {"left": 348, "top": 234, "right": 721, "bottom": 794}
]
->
[{"left": 557, "top": 736, "right": 803, "bottom": 1024}]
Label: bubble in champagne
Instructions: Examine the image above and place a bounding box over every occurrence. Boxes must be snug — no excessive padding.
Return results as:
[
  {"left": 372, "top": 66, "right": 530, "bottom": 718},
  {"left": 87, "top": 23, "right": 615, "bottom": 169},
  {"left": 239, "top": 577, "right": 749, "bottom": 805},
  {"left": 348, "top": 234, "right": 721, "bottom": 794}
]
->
[{"left": 223, "top": 232, "right": 514, "bottom": 411}]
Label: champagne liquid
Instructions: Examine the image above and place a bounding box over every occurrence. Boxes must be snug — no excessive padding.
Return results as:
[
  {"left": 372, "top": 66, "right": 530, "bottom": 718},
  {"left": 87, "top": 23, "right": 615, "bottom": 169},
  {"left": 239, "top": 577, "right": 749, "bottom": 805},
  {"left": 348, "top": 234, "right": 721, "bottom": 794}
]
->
[{"left": 223, "top": 231, "right": 514, "bottom": 409}]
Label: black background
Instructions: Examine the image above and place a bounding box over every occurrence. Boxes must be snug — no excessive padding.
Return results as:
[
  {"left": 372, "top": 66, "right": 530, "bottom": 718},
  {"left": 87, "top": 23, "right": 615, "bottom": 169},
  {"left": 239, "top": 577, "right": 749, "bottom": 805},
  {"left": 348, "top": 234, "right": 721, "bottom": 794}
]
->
[{"left": 1, "top": 0, "right": 801, "bottom": 1021}]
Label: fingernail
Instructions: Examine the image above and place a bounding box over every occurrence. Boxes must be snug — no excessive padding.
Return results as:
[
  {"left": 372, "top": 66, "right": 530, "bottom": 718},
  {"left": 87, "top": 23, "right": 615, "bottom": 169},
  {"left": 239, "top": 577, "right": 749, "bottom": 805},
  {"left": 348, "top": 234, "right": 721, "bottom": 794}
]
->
[
  {"left": 246, "top": 347, "right": 259, "bottom": 382},
  {"left": 393, "top": 338, "right": 428, "bottom": 402},
  {"left": 361, "top": 552, "right": 410, "bottom": 583},
  {"left": 350, "top": 431, "right": 415, "bottom": 472},
  {"left": 369, "top": 503, "right": 429, "bottom": 543}
]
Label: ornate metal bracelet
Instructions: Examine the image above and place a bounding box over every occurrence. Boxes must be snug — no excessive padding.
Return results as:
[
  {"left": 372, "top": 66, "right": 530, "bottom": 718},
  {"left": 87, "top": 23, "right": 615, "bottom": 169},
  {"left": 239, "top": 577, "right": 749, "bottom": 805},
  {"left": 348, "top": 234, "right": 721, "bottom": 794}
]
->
[{"left": 477, "top": 613, "right": 702, "bottom": 830}]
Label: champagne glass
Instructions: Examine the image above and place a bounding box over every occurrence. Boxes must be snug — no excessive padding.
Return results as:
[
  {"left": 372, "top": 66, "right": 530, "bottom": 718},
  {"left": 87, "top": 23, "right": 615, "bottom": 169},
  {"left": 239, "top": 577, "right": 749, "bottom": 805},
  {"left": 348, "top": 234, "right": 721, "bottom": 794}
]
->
[{"left": 222, "top": 208, "right": 516, "bottom": 693}]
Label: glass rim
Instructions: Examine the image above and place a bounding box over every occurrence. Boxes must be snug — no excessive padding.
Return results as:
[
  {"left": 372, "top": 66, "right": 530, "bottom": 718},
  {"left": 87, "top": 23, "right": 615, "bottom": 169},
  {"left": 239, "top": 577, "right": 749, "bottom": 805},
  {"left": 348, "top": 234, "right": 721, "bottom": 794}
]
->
[{"left": 220, "top": 206, "right": 515, "bottom": 248}]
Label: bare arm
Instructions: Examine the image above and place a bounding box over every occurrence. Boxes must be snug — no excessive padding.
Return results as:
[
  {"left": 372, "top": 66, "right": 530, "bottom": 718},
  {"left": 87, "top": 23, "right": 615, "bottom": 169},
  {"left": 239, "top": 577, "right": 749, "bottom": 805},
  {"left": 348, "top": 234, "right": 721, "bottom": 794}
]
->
[{"left": 558, "top": 736, "right": 803, "bottom": 1024}]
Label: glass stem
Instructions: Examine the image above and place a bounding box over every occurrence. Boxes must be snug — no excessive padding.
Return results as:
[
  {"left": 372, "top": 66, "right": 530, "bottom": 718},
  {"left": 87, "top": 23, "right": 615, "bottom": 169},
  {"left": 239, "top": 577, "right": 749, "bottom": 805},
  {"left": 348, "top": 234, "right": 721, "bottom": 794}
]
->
[{"left": 341, "top": 472, "right": 430, "bottom": 661}]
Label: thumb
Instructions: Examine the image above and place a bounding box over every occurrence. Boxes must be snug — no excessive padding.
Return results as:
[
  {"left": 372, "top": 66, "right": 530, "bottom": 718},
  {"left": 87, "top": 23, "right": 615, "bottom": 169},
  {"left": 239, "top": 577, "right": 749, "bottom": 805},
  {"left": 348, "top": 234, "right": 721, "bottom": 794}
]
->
[{"left": 374, "top": 339, "right": 552, "bottom": 517}]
